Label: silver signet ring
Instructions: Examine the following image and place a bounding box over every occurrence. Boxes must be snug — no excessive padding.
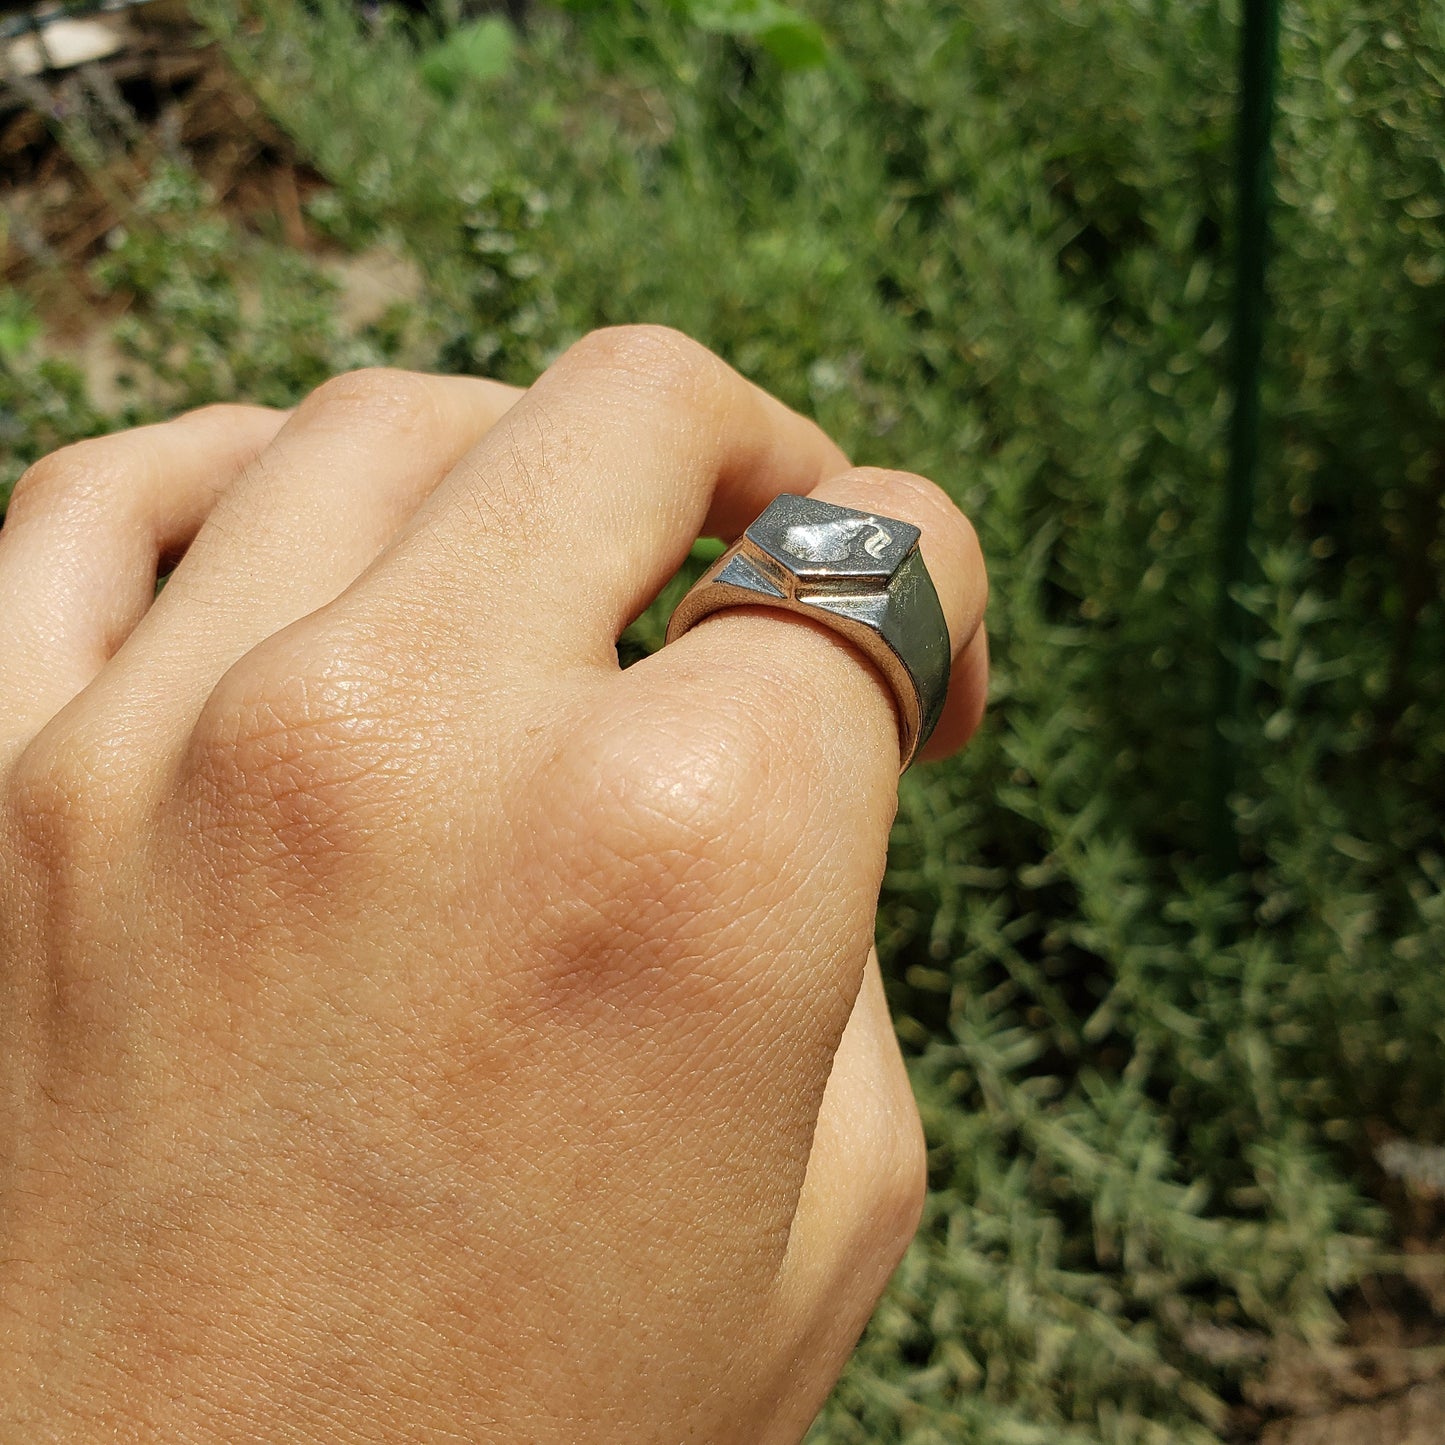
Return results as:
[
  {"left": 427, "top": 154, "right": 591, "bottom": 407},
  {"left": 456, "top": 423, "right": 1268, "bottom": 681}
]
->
[{"left": 664, "top": 494, "right": 951, "bottom": 770}]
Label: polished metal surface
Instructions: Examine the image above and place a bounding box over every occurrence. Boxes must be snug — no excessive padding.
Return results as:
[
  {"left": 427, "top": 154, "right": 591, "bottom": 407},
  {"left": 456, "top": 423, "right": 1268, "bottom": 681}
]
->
[{"left": 665, "top": 494, "right": 951, "bottom": 769}]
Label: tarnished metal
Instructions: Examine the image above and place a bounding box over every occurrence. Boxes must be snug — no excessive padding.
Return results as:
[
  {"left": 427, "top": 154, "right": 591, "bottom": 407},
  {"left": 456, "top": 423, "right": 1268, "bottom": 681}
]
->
[{"left": 665, "top": 494, "right": 951, "bottom": 770}]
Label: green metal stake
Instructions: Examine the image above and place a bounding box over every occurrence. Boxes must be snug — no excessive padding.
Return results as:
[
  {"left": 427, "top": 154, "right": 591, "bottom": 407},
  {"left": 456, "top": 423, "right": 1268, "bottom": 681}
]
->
[{"left": 1209, "top": 0, "right": 1281, "bottom": 872}]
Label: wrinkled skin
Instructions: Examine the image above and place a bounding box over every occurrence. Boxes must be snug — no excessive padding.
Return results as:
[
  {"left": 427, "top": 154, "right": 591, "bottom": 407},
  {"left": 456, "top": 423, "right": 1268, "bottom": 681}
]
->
[{"left": 0, "top": 328, "right": 988, "bottom": 1442}]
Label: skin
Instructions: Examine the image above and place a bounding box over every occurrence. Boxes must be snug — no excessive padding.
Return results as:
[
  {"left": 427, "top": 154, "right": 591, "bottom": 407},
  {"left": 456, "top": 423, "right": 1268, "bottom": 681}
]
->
[{"left": 0, "top": 326, "right": 988, "bottom": 1443}]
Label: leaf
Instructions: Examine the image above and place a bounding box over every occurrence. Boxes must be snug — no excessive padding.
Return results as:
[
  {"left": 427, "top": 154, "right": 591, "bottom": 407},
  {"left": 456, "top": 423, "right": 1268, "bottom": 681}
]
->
[
  {"left": 419, "top": 17, "right": 515, "bottom": 103},
  {"left": 758, "top": 17, "right": 827, "bottom": 70},
  {"left": 686, "top": 0, "right": 828, "bottom": 69},
  {"left": 0, "top": 291, "right": 39, "bottom": 362}
]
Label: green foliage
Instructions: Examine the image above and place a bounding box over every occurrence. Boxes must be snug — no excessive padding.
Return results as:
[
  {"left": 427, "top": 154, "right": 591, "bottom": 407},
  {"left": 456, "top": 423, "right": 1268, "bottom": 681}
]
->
[
  {"left": 8, "top": 0, "right": 1444, "bottom": 1437},
  {"left": 0, "top": 291, "right": 41, "bottom": 362},
  {"left": 684, "top": 0, "right": 829, "bottom": 70},
  {"left": 419, "top": 16, "right": 516, "bottom": 100},
  {"left": 89, "top": 164, "right": 362, "bottom": 412},
  {"left": 0, "top": 289, "right": 101, "bottom": 507},
  {"left": 559, "top": 0, "right": 830, "bottom": 70}
]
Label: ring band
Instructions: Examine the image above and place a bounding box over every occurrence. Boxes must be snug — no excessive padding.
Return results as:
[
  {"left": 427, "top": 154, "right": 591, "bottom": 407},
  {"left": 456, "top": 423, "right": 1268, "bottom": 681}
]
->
[{"left": 664, "top": 494, "right": 951, "bottom": 770}]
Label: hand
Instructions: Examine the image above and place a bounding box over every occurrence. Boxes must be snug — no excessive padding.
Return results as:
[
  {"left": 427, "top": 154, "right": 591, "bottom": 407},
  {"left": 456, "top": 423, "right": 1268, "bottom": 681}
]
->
[{"left": 0, "top": 327, "right": 988, "bottom": 1442}]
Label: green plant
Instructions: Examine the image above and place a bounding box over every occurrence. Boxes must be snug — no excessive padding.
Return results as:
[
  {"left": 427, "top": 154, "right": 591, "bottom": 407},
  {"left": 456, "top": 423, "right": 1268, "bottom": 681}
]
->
[{"left": 0, "top": 289, "right": 101, "bottom": 506}]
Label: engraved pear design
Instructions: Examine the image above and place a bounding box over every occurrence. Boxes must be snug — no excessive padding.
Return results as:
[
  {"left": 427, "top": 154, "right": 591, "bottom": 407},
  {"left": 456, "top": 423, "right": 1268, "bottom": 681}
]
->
[{"left": 781, "top": 517, "right": 894, "bottom": 563}]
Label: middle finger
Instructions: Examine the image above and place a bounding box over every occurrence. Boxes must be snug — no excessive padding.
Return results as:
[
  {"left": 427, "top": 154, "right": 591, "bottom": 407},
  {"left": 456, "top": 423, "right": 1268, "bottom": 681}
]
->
[
  {"left": 360, "top": 325, "right": 851, "bottom": 666},
  {"left": 94, "top": 369, "right": 521, "bottom": 746}
]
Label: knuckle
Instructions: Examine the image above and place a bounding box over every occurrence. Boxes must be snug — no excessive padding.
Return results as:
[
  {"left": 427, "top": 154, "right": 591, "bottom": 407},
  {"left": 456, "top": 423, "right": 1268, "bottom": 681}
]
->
[
  {"left": 175, "top": 401, "right": 256, "bottom": 429},
  {"left": 566, "top": 324, "right": 722, "bottom": 405},
  {"left": 184, "top": 629, "right": 422, "bottom": 876},
  {"left": 5, "top": 723, "right": 133, "bottom": 870},
  {"left": 5, "top": 442, "right": 122, "bottom": 524},
  {"left": 298, "top": 367, "right": 439, "bottom": 437},
  {"left": 518, "top": 708, "right": 769, "bottom": 1005},
  {"left": 838, "top": 465, "right": 959, "bottom": 523},
  {"left": 573, "top": 711, "right": 762, "bottom": 877}
]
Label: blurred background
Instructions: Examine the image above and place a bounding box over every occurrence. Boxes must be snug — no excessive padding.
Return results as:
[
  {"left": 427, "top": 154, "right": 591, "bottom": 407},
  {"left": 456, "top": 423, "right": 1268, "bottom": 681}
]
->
[{"left": 2, "top": 1, "right": 1442, "bottom": 1440}]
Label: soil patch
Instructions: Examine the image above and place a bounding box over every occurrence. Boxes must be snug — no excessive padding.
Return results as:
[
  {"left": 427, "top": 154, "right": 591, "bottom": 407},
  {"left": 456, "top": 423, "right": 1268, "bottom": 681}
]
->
[{"left": 2, "top": 0, "right": 326, "bottom": 334}]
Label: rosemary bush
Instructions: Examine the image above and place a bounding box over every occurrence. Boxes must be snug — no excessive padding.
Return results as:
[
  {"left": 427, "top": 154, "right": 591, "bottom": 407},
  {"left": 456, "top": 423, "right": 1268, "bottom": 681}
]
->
[{"left": 2, "top": 1, "right": 1441, "bottom": 1439}]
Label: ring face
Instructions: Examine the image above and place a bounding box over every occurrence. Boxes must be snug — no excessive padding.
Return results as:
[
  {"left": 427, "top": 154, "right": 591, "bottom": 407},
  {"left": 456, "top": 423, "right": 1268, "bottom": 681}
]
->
[
  {"left": 750, "top": 494, "right": 921, "bottom": 586},
  {"left": 664, "top": 494, "right": 951, "bottom": 770}
]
